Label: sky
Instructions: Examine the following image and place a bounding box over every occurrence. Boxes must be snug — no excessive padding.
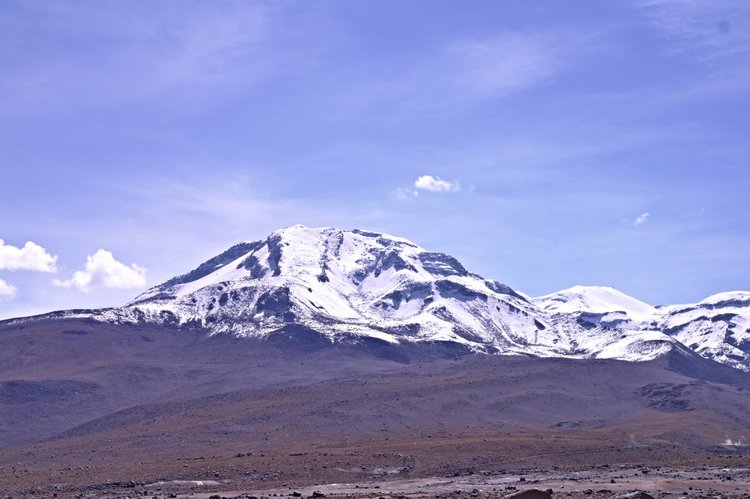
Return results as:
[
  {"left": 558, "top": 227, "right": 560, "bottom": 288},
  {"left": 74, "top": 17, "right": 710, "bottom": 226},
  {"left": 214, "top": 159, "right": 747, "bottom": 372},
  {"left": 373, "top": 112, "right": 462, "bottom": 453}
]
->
[{"left": 1, "top": 0, "right": 749, "bottom": 319}]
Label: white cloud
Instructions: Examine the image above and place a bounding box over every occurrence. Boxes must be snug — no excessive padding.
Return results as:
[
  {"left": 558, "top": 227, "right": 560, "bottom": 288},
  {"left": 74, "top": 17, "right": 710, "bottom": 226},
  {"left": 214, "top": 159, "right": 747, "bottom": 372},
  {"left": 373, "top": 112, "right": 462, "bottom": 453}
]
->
[
  {"left": 0, "top": 278, "right": 17, "bottom": 299},
  {"left": 414, "top": 175, "right": 460, "bottom": 193},
  {"left": 0, "top": 239, "right": 58, "bottom": 272},
  {"left": 633, "top": 212, "right": 651, "bottom": 226},
  {"left": 53, "top": 250, "right": 147, "bottom": 292}
]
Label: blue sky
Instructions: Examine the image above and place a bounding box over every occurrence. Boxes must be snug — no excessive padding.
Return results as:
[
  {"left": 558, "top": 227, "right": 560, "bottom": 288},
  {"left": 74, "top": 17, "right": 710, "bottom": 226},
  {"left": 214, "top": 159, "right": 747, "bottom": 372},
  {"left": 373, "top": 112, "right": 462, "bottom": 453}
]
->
[{"left": 1, "top": 0, "right": 749, "bottom": 319}]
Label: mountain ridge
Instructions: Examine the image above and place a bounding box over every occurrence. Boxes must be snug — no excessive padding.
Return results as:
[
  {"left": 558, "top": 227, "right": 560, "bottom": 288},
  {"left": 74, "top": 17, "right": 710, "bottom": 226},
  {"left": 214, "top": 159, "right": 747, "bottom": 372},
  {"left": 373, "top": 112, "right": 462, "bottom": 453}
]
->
[{"left": 3, "top": 225, "right": 749, "bottom": 371}]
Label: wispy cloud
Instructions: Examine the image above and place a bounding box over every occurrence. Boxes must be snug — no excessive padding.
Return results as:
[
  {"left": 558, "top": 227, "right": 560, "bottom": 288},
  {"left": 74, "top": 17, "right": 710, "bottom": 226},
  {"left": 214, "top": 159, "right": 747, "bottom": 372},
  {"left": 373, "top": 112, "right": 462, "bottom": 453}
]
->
[
  {"left": 636, "top": 0, "right": 750, "bottom": 62},
  {"left": 393, "top": 188, "right": 418, "bottom": 200},
  {"left": 0, "top": 2, "right": 296, "bottom": 113},
  {"left": 335, "top": 29, "right": 590, "bottom": 116},
  {"left": 109, "top": 170, "right": 391, "bottom": 268},
  {"left": 53, "top": 250, "right": 146, "bottom": 292},
  {"left": 445, "top": 32, "right": 568, "bottom": 97},
  {"left": 633, "top": 212, "right": 651, "bottom": 226},
  {"left": 0, "top": 239, "right": 58, "bottom": 272},
  {"left": 0, "top": 278, "right": 17, "bottom": 299}
]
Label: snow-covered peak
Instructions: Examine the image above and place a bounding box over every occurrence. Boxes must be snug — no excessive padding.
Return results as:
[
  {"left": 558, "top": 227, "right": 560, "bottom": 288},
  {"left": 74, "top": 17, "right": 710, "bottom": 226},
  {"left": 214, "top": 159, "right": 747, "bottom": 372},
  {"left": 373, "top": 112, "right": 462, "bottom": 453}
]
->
[
  {"left": 132, "top": 226, "right": 428, "bottom": 303},
  {"left": 656, "top": 289, "right": 750, "bottom": 371},
  {"left": 698, "top": 291, "right": 750, "bottom": 306},
  {"left": 270, "top": 225, "right": 420, "bottom": 247},
  {"left": 533, "top": 285, "right": 657, "bottom": 322},
  {"left": 126, "top": 226, "right": 543, "bottom": 352}
]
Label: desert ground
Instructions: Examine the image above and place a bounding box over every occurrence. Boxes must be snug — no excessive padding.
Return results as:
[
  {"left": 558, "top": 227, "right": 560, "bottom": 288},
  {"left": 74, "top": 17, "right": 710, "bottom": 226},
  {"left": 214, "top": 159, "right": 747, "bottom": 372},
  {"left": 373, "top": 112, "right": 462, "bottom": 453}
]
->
[{"left": 1, "top": 320, "right": 749, "bottom": 498}]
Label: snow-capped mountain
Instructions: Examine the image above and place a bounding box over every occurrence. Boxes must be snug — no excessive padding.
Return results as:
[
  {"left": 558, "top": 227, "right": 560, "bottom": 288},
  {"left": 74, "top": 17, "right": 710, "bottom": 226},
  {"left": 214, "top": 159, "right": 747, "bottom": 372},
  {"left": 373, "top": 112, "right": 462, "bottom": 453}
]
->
[
  {"left": 534, "top": 285, "right": 657, "bottom": 322},
  {"left": 534, "top": 286, "right": 750, "bottom": 371},
  {"left": 115, "top": 226, "right": 688, "bottom": 364},
  {"left": 658, "top": 292, "right": 750, "bottom": 372},
  {"left": 532, "top": 286, "right": 678, "bottom": 363},
  {"left": 119, "top": 225, "right": 559, "bottom": 355},
  {"left": 4, "top": 225, "right": 748, "bottom": 371}
]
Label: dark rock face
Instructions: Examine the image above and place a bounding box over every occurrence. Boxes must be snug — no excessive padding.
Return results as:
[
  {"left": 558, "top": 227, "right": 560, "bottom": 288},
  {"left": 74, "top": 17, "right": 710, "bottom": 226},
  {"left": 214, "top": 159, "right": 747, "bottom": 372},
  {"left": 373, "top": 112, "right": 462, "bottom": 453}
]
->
[
  {"left": 155, "top": 310, "right": 181, "bottom": 327},
  {"left": 160, "top": 240, "right": 264, "bottom": 289},
  {"left": 267, "top": 234, "right": 284, "bottom": 277},
  {"left": 374, "top": 250, "right": 416, "bottom": 277},
  {"left": 352, "top": 248, "right": 417, "bottom": 284},
  {"left": 419, "top": 252, "right": 468, "bottom": 277},
  {"left": 375, "top": 322, "right": 422, "bottom": 338},
  {"left": 255, "top": 287, "right": 294, "bottom": 321},
  {"left": 129, "top": 292, "right": 176, "bottom": 305},
  {"left": 436, "top": 280, "right": 487, "bottom": 302},
  {"left": 668, "top": 298, "right": 750, "bottom": 318},
  {"left": 576, "top": 311, "right": 631, "bottom": 330},
  {"left": 711, "top": 313, "right": 738, "bottom": 323},
  {"left": 484, "top": 280, "right": 527, "bottom": 301},
  {"left": 377, "top": 282, "right": 433, "bottom": 310},
  {"left": 704, "top": 297, "right": 750, "bottom": 310},
  {"left": 726, "top": 331, "right": 750, "bottom": 353},
  {"left": 237, "top": 254, "right": 268, "bottom": 279},
  {"left": 317, "top": 231, "right": 344, "bottom": 283},
  {"left": 351, "top": 229, "right": 380, "bottom": 238}
]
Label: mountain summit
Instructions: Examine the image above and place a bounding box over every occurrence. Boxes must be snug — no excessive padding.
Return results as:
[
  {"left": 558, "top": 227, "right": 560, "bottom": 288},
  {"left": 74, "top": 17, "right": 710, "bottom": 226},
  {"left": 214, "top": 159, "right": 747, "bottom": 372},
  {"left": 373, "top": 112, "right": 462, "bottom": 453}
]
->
[
  {"left": 127, "top": 225, "right": 554, "bottom": 355},
  {"left": 4, "top": 225, "right": 749, "bottom": 371}
]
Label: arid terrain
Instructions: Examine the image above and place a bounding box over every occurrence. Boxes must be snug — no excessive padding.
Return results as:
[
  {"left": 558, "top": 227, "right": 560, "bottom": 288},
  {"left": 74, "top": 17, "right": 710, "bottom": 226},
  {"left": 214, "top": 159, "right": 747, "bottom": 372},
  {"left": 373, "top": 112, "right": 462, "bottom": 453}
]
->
[{"left": 2, "top": 319, "right": 749, "bottom": 498}]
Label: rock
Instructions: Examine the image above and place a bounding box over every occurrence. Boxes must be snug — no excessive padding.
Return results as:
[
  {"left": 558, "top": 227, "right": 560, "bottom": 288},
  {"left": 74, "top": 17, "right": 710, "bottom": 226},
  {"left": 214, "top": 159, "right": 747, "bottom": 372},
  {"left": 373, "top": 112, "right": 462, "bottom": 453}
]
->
[
  {"left": 504, "top": 489, "right": 552, "bottom": 499},
  {"left": 618, "top": 493, "right": 655, "bottom": 499}
]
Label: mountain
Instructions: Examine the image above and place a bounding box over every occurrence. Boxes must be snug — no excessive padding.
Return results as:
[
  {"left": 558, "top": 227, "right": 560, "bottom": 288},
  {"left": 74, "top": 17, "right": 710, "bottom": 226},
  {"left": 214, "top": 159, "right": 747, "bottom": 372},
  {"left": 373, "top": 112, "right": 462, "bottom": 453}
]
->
[
  {"left": 3, "top": 225, "right": 749, "bottom": 371},
  {"left": 532, "top": 285, "right": 680, "bottom": 363},
  {"left": 534, "top": 286, "right": 750, "bottom": 371},
  {"left": 534, "top": 285, "right": 657, "bottom": 321},
  {"left": 97, "top": 225, "right": 557, "bottom": 356},
  {"left": 659, "top": 291, "right": 750, "bottom": 371}
]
